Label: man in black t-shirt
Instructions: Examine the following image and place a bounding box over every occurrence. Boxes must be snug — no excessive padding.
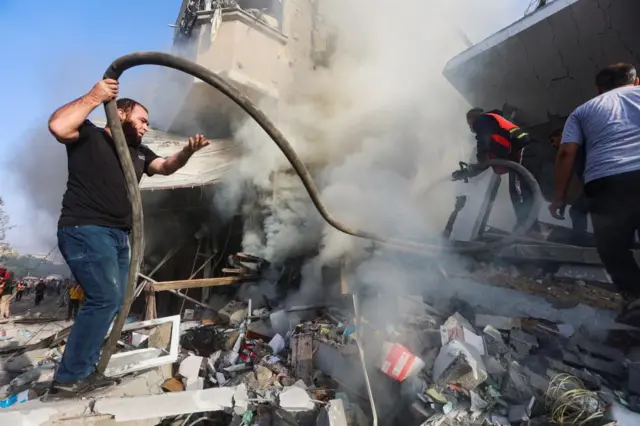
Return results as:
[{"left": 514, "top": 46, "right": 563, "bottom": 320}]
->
[{"left": 48, "top": 78, "right": 210, "bottom": 393}]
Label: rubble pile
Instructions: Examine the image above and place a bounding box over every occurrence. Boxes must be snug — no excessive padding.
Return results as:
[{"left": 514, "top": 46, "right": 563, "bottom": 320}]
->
[{"left": 0, "top": 288, "right": 640, "bottom": 425}]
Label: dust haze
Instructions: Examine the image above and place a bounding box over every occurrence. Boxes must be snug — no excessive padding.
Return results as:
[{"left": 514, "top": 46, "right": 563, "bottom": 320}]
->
[
  {"left": 211, "top": 0, "right": 524, "bottom": 311},
  {"left": 6, "top": 0, "right": 525, "bottom": 277}
]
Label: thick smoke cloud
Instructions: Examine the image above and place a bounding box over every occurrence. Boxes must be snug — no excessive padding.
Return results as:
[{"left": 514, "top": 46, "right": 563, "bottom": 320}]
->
[{"left": 215, "top": 0, "right": 525, "bottom": 303}]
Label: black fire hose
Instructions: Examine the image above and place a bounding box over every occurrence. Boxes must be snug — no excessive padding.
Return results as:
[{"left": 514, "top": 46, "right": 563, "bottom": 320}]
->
[{"left": 96, "top": 52, "right": 543, "bottom": 373}]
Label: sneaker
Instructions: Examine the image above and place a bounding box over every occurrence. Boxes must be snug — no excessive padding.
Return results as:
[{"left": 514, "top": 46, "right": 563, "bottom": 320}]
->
[{"left": 50, "top": 373, "right": 120, "bottom": 395}]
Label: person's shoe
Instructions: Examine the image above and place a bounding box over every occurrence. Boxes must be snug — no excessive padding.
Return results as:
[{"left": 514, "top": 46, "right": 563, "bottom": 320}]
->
[{"left": 49, "top": 373, "right": 120, "bottom": 396}]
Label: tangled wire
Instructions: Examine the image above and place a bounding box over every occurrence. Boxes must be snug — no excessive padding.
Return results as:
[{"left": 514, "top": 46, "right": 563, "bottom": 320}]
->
[{"left": 546, "top": 374, "right": 605, "bottom": 425}]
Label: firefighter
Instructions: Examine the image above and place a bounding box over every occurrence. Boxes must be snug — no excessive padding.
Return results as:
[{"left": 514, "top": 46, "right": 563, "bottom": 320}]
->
[
  {"left": 15, "top": 281, "right": 24, "bottom": 302},
  {"left": 466, "top": 108, "right": 536, "bottom": 230}
]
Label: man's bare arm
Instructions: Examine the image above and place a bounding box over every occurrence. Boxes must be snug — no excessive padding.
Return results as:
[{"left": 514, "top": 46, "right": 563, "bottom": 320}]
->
[
  {"left": 554, "top": 143, "right": 578, "bottom": 200},
  {"left": 148, "top": 149, "right": 192, "bottom": 176},
  {"left": 147, "top": 135, "right": 210, "bottom": 176},
  {"left": 48, "top": 79, "right": 119, "bottom": 144},
  {"left": 549, "top": 142, "right": 579, "bottom": 219}
]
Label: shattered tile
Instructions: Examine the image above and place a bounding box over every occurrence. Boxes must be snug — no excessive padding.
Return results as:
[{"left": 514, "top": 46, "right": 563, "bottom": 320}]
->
[
  {"left": 508, "top": 329, "right": 538, "bottom": 357},
  {"left": 475, "top": 314, "right": 522, "bottom": 330},
  {"left": 433, "top": 340, "right": 488, "bottom": 391},
  {"left": 279, "top": 386, "right": 315, "bottom": 412}
]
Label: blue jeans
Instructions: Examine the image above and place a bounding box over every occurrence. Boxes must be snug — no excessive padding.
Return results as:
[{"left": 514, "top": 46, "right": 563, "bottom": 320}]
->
[{"left": 56, "top": 225, "right": 130, "bottom": 383}]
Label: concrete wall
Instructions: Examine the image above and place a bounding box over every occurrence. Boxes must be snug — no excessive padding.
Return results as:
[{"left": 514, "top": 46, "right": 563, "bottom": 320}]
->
[
  {"left": 445, "top": 0, "right": 640, "bottom": 128},
  {"left": 193, "top": 11, "right": 288, "bottom": 98},
  {"left": 175, "top": 0, "right": 327, "bottom": 101},
  {"left": 167, "top": 1, "right": 327, "bottom": 134}
]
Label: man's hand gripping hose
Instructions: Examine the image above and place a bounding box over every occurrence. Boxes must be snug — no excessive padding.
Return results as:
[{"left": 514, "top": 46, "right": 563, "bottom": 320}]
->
[{"left": 96, "top": 52, "right": 543, "bottom": 374}]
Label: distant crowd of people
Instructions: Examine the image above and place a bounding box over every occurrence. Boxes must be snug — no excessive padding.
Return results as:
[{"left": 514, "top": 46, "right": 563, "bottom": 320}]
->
[{"left": 0, "top": 268, "right": 83, "bottom": 320}]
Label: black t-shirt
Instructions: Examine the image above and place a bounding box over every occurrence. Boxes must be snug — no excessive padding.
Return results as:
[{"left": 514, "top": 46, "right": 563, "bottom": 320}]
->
[{"left": 58, "top": 120, "right": 159, "bottom": 229}]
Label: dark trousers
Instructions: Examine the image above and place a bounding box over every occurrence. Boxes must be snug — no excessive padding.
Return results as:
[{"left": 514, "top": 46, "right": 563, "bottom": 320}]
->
[
  {"left": 585, "top": 170, "right": 640, "bottom": 298},
  {"left": 67, "top": 299, "right": 80, "bottom": 320},
  {"left": 569, "top": 194, "right": 589, "bottom": 233},
  {"left": 508, "top": 171, "right": 537, "bottom": 230},
  {"left": 35, "top": 292, "right": 44, "bottom": 306},
  {"left": 15, "top": 291, "right": 23, "bottom": 302},
  {"left": 56, "top": 225, "right": 130, "bottom": 383}
]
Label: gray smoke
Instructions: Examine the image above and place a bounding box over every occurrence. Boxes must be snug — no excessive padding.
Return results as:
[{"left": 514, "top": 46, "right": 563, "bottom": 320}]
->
[{"left": 214, "top": 0, "right": 525, "bottom": 307}]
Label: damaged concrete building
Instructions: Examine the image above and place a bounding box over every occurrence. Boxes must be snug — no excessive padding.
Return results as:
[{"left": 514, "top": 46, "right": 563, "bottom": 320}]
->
[
  {"left": 133, "top": 0, "right": 338, "bottom": 318},
  {"left": 5, "top": 0, "right": 640, "bottom": 425},
  {"left": 444, "top": 0, "right": 640, "bottom": 284}
]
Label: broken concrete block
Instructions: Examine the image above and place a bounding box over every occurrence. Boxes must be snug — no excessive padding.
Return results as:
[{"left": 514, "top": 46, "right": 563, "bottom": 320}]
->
[
  {"left": 476, "top": 314, "right": 521, "bottom": 330},
  {"left": 523, "top": 366, "right": 550, "bottom": 396},
  {"left": 4, "top": 348, "right": 50, "bottom": 373},
  {"left": 554, "top": 264, "right": 611, "bottom": 285},
  {"left": 131, "top": 332, "right": 149, "bottom": 347},
  {"left": 562, "top": 350, "right": 625, "bottom": 378},
  {"left": 487, "top": 414, "right": 510, "bottom": 425},
  {"left": 219, "top": 300, "right": 247, "bottom": 326},
  {"left": 502, "top": 363, "right": 535, "bottom": 402},
  {"left": 325, "top": 398, "right": 348, "bottom": 426},
  {"left": 178, "top": 355, "right": 203, "bottom": 383},
  {"left": 508, "top": 329, "right": 538, "bottom": 356},
  {"left": 482, "top": 326, "right": 511, "bottom": 358},
  {"left": 441, "top": 313, "right": 485, "bottom": 355},
  {"left": 557, "top": 324, "right": 575, "bottom": 338},
  {"left": 279, "top": 386, "right": 315, "bottom": 412},
  {"left": 253, "top": 365, "right": 275, "bottom": 390},
  {"left": 470, "top": 391, "right": 489, "bottom": 412},
  {"left": 569, "top": 336, "right": 625, "bottom": 363},
  {"left": 185, "top": 377, "right": 204, "bottom": 391},
  {"left": 441, "top": 314, "right": 485, "bottom": 356},
  {"left": 268, "top": 333, "right": 285, "bottom": 354},
  {"left": 508, "top": 397, "right": 534, "bottom": 423},
  {"left": 148, "top": 321, "right": 173, "bottom": 351},
  {"left": 482, "top": 355, "right": 507, "bottom": 377},
  {"left": 433, "top": 340, "right": 488, "bottom": 391},
  {"left": 233, "top": 384, "right": 249, "bottom": 415},
  {"left": 94, "top": 387, "right": 237, "bottom": 422}
]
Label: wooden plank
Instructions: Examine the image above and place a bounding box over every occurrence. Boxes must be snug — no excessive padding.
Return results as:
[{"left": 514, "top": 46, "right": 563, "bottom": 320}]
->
[
  {"left": 291, "top": 333, "right": 313, "bottom": 384},
  {"left": 152, "top": 277, "right": 245, "bottom": 292}
]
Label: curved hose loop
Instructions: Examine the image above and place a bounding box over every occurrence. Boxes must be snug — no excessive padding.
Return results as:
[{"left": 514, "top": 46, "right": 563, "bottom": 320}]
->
[{"left": 96, "top": 51, "right": 543, "bottom": 371}]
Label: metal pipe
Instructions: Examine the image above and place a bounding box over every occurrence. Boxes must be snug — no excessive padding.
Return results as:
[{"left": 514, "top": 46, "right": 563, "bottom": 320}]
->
[{"left": 96, "top": 51, "right": 543, "bottom": 372}]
